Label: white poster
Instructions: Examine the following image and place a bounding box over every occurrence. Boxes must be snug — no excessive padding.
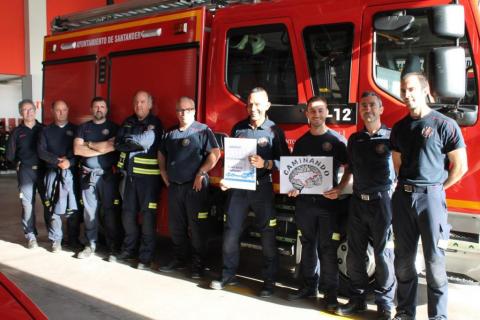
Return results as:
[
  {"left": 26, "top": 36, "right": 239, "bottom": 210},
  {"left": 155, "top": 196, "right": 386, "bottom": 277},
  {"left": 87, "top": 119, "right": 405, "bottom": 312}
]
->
[
  {"left": 223, "top": 137, "right": 257, "bottom": 190},
  {"left": 280, "top": 156, "right": 333, "bottom": 194}
]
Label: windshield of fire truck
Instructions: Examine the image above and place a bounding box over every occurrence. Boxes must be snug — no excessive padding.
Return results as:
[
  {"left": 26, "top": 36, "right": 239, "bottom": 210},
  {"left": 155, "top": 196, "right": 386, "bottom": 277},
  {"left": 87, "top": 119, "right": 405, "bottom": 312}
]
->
[{"left": 373, "top": 7, "right": 477, "bottom": 106}]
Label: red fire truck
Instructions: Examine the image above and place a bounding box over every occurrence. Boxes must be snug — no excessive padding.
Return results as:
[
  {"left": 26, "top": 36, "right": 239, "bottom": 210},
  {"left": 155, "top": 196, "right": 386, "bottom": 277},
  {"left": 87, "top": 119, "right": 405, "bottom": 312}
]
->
[{"left": 42, "top": 0, "right": 480, "bottom": 282}]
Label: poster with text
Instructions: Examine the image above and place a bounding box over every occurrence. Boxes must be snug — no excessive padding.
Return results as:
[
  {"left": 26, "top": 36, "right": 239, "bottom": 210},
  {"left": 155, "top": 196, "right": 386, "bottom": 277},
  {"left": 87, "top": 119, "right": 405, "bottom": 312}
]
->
[{"left": 223, "top": 137, "right": 257, "bottom": 190}]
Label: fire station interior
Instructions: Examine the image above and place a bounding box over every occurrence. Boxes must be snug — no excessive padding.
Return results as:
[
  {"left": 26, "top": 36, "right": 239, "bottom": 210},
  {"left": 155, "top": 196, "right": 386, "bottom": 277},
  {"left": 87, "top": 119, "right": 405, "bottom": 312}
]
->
[{"left": 1, "top": 1, "right": 480, "bottom": 320}]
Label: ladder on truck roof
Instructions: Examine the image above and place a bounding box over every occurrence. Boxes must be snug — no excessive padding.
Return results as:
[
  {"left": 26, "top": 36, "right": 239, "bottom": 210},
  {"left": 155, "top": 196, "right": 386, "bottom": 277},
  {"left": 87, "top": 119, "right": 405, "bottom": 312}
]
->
[{"left": 51, "top": 0, "right": 262, "bottom": 34}]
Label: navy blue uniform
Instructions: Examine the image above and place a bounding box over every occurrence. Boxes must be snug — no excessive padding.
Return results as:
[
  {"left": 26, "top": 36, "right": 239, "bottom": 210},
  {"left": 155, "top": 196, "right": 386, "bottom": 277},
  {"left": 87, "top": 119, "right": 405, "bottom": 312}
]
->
[
  {"left": 346, "top": 125, "right": 395, "bottom": 309},
  {"left": 77, "top": 120, "right": 121, "bottom": 252},
  {"left": 160, "top": 121, "right": 219, "bottom": 269},
  {"left": 292, "top": 129, "right": 347, "bottom": 296},
  {"left": 6, "top": 121, "right": 48, "bottom": 241},
  {"left": 38, "top": 123, "right": 80, "bottom": 244},
  {"left": 222, "top": 118, "right": 289, "bottom": 286},
  {"left": 391, "top": 110, "right": 465, "bottom": 319},
  {"left": 116, "top": 113, "right": 163, "bottom": 264}
]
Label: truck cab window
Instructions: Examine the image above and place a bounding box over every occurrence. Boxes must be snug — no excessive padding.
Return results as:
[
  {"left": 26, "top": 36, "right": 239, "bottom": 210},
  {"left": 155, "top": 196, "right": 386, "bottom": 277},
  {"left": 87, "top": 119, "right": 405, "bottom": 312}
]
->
[
  {"left": 374, "top": 8, "right": 478, "bottom": 106},
  {"left": 226, "top": 24, "right": 298, "bottom": 105},
  {"left": 303, "top": 23, "right": 354, "bottom": 104}
]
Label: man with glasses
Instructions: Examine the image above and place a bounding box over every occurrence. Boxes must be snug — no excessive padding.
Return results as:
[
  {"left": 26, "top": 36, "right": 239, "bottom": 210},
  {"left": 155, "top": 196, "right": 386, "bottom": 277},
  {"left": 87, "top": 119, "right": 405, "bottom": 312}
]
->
[{"left": 158, "top": 96, "right": 220, "bottom": 278}]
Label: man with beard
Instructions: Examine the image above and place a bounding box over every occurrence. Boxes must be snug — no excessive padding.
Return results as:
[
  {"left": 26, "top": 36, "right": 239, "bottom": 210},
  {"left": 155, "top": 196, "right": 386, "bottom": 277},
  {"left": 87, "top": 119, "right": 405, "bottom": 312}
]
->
[
  {"left": 74, "top": 97, "right": 122, "bottom": 259},
  {"left": 286, "top": 96, "right": 351, "bottom": 312}
]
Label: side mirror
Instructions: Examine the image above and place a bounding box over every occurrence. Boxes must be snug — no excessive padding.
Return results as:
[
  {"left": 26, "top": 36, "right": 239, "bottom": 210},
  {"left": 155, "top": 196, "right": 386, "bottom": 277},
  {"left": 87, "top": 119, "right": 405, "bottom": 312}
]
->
[
  {"left": 374, "top": 15, "right": 414, "bottom": 32},
  {"left": 431, "top": 5, "right": 465, "bottom": 38},
  {"left": 429, "top": 47, "right": 465, "bottom": 99}
]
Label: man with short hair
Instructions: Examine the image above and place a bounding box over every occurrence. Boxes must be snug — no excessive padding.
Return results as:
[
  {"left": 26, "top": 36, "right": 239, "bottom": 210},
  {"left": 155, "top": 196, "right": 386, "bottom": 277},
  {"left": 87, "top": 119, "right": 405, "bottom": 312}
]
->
[
  {"left": 38, "top": 100, "right": 80, "bottom": 253},
  {"left": 210, "top": 87, "right": 289, "bottom": 298},
  {"left": 336, "top": 91, "right": 395, "bottom": 319},
  {"left": 115, "top": 90, "right": 163, "bottom": 270},
  {"left": 158, "top": 96, "right": 220, "bottom": 278},
  {"left": 74, "top": 97, "right": 122, "bottom": 259},
  {"left": 391, "top": 72, "right": 468, "bottom": 320},
  {"left": 6, "top": 99, "right": 48, "bottom": 249},
  {"left": 286, "top": 96, "right": 351, "bottom": 311}
]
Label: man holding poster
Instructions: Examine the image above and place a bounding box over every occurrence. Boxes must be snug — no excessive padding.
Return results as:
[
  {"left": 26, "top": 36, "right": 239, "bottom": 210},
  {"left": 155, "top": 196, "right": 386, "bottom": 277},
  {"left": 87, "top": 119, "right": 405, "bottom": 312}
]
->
[
  {"left": 286, "top": 96, "right": 351, "bottom": 312},
  {"left": 210, "top": 87, "right": 289, "bottom": 298}
]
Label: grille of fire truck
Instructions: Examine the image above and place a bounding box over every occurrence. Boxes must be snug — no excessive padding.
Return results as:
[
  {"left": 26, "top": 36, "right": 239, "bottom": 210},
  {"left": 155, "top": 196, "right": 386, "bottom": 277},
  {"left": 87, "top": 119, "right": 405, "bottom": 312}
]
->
[{"left": 51, "top": 0, "right": 261, "bottom": 33}]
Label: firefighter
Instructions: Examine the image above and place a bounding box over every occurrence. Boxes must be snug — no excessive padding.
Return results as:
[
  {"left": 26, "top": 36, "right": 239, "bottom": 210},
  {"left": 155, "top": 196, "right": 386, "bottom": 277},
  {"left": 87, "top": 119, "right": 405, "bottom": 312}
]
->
[
  {"left": 390, "top": 73, "right": 467, "bottom": 320},
  {"left": 74, "top": 97, "right": 122, "bottom": 259},
  {"left": 115, "top": 90, "right": 163, "bottom": 270},
  {"left": 38, "top": 100, "right": 80, "bottom": 253},
  {"left": 158, "top": 96, "right": 220, "bottom": 278},
  {"left": 285, "top": 96, "right": 351, "bottom": 311},
  {"left": 209, "top": 87, "right": 289, "bottom": 298},
  {"left": 6, "top": 99, "right": 48, "bottom": 249},
  {"left": 335, "top": 92, "right": 395, "bottom": 320}
]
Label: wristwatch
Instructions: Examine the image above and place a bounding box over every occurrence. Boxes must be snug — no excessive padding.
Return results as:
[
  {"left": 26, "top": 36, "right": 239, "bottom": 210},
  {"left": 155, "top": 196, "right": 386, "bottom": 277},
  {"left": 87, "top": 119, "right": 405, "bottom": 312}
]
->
[{"left": 197, "top": 170, "right": 208, "bottom": 177}]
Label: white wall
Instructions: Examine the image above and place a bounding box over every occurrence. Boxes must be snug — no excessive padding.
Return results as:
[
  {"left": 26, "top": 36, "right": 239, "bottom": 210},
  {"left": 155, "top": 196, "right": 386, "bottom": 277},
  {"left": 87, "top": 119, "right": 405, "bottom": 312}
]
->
[
  {"left": 0, "top": 79, "right": 23, "bottom": 129},
  {"left": 24, "top": 0, "right": 46, "bottom": 121}
]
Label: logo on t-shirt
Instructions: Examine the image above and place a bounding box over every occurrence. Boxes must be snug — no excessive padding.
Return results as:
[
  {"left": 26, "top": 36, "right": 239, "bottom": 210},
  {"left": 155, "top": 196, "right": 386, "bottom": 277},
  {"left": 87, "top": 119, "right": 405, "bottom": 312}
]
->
[
  {"left": 257, "top": 137, "right": 269, "bottom": 147},
  {"left": 181, "top": 138, "right": 190, "bottom": 147},
  {"left": 421, "top": 126, "right": 433, "bottom": 138},
  {"left": 66, "top": 130, "right": 74, "bottom": 136},
  {"left": 322, "top": 142, "right": 333, "bottom": 152},
  {"left": 375, "top": 143, "right": 387, "bottom": 154},
  {"left": 102, "top": 128, "right": 110, "bottom": 136}
]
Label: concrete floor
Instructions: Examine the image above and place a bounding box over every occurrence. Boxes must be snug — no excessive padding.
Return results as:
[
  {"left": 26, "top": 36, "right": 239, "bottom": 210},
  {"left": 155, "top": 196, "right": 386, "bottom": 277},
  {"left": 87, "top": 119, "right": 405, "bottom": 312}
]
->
[{"left": 0, "top": 174, "right": 479, "bottom": 320}]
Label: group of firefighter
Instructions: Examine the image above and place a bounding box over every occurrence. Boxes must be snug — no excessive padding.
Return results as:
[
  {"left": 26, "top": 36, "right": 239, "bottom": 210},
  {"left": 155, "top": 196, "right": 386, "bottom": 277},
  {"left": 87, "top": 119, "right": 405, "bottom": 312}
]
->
[{"left": 6, "top": 72, "right": 467, "bottom": 320}]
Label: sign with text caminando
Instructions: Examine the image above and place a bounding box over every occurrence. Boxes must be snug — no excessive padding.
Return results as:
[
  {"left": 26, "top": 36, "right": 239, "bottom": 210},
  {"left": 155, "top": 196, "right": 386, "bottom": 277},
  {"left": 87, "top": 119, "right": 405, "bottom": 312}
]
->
[{"left": 280, "top": 156, "right": 333, "bottom": 194}]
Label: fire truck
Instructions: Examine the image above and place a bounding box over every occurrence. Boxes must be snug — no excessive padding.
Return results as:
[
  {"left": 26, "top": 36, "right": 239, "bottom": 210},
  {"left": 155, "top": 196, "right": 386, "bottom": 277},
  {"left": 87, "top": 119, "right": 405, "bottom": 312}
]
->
[{"left": 42, "top": 0, "right": 480, "bottom": 283}]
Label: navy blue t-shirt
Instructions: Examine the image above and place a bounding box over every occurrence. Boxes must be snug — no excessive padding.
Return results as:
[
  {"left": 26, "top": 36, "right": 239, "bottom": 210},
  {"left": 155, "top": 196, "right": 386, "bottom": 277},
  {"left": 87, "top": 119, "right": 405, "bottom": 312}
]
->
[
  {"left": 6, "top": 121, "right": 43, "bottom": 167},
  {"left": 390, "top": 110, "right": 465, "bottom": 186},
  {"left": 160, "top": 121, "right": 219, "bottom": 184},
  {"left": 348, "top": 125, "right": 395, "bottom": 194},
  {"left": 231, "top": 118, "right": 289, "bottom": 178},
  {"left": 76, "top": 120, "right": 119, "bottom": 169},
  {"left": 38, "top": 122, "right": 77, "bottom": 169},
  {"left": 292, "top": 129, "right": 348, "bottom": 187}
]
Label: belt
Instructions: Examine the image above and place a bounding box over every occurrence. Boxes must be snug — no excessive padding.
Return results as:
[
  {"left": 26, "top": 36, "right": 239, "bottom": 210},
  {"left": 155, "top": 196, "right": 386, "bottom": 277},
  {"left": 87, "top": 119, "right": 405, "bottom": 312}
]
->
[
  {"left": 354, "top": 191, "right": 383, "bottom": 201},
  {"left": 400, "top": 184, "right": 439, "bottom": 193},
  {"left": 256, "top": 174, "right": 272, "bottom": 185},
  {"left": 169, "top": 180, "right": 193, "bottom": 186}
]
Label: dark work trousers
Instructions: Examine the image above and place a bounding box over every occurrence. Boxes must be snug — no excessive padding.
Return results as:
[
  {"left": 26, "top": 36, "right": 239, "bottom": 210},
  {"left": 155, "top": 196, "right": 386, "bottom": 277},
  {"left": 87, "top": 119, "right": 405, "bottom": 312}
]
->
[
  {"left": 392, "top": 185, "right": 449, "bottom": 319},
  {"left": 347, "top": 192, "right": 395, "bottom": 309},
  {"left": 81, "top": 168, "right": 122, "bottom": 251},
  {"left": 122, "top": 174, "right": 160, "bottom": 264},
  {"left": 168, "top": 182, "right": 209, "bottom": 268},
  {"left": 17, "top": 165, "right": 49, "bottom": 241},
  {"left": 223, "top": 181, "right": 277, "bottom": 284},
  {"left": 295, "top": 196, "right": 340, "bottom": 296},
  {"left": 44, "top": 168, "right": 80, "bottom": 244}
]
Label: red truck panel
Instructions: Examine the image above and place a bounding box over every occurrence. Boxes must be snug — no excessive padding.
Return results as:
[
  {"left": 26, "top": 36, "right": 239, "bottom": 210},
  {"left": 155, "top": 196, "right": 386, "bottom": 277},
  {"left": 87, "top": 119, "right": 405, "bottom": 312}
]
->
[{"left": 0, "top": 273, "right": 47, "bottom": 320}]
